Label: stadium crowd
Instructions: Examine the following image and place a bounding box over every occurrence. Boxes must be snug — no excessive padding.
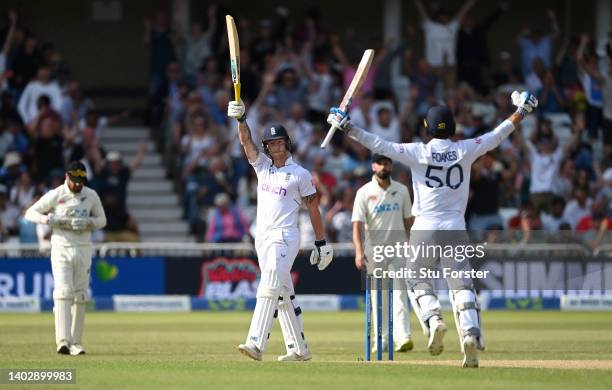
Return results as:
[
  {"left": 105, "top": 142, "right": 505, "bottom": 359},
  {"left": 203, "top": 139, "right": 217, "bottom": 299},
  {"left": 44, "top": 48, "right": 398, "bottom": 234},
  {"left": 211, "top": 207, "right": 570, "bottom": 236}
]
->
[
  {"left": 0, "top": 1, "right": 610, "bottom": 247},
  {"left": 0, "top": 10, "right": 139, "bottom": 244}
]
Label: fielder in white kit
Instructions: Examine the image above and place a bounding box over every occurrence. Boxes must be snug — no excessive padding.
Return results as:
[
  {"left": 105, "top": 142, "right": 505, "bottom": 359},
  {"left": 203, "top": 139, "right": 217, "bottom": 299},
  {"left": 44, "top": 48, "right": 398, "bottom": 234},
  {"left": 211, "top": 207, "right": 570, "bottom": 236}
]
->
[
  {"left": 352, "top": 154, "right": 414, "bottom": 353},
  {"left": 25, "top": 161, "right": 106, "bottom": 355},
  {"left": 228, "top": 100, "right": 334, "bottom": 362},
  {"left": 329, "top": 91, "right": 538, "bottom": 367}
]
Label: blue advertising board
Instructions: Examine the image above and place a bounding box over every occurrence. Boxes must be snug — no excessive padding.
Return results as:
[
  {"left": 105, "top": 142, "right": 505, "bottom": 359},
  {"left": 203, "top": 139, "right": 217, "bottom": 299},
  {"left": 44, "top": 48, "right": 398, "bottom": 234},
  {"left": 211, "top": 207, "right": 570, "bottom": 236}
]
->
[{"left": 0, "top": 257, "right": 165, "bottom": 298}]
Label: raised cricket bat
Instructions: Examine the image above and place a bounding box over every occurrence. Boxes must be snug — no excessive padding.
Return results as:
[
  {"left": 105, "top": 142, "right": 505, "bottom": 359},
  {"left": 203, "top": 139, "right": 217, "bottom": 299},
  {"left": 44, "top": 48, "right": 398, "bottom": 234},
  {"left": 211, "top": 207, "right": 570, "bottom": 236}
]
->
[
  {"left": 226, "top": 15, "right": 241, "bottom": 101},
  {"left": 321, "top": 49, "right": 375, "bottom": 148}
]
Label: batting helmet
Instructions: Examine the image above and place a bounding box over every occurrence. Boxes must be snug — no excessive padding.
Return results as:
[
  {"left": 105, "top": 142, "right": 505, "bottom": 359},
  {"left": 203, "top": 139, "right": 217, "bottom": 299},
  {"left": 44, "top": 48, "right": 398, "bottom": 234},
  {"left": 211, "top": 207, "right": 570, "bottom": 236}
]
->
[
  {"left": 261, "top": 124, "right": 292, "bottom": 156},
  {"left": 424, "top": 105, "right": 455, "bottom": 138}
]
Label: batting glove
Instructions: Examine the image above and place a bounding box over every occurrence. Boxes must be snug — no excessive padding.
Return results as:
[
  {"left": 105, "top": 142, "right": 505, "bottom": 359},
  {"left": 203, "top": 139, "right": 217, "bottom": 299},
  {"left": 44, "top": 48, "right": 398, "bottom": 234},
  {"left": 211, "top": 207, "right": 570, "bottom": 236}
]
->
[
  {"left": 47, "top": 214, "right": 70, "bottom": 228},
  {"left": 511, "top": 91, "right": 538, "bottom": 116},
  {"left": 326, "top": 107, "right": 352, "bottom": 132},
  {"left": 310, "top": 239, "right": 334, "bottom": 271},
  {"left": 70, "top": 217, "right": 91, "bottom": 232},
  {"left": 227, "top": 100, "right": 246, "bottom": 123}
]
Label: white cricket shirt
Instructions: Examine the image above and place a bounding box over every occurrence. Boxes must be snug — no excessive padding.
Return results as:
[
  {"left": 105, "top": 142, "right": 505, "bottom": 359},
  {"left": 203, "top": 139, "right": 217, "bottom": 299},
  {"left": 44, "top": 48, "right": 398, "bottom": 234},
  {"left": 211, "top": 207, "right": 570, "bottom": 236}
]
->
[
  {"left": 349, "top": 120, "right": 516, "bottom": 224},
  {"left": 352, "top": 177, "right": 412, "bottom": 232},
  {"left": 25, "top": 182, "right": 106, "bottom": 247},
  {"left": 251, "top": 153, "right": 316, "bottom": 235}
]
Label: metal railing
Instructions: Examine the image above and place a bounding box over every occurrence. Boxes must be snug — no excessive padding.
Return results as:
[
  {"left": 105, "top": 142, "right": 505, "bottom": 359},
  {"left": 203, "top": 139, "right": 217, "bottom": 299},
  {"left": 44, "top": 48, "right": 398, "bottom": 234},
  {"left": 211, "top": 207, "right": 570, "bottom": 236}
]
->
[{"left": 0, "top": 242, "right": 608, "bottom": 258}]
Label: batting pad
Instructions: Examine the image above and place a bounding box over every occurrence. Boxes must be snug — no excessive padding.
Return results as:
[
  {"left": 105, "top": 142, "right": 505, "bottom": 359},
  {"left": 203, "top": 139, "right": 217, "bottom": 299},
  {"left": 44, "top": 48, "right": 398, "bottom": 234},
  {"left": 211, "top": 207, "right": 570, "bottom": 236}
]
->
[
  {"left": 71, "top": 292, "right": 87, "bottom": 345},
  {"left": 246, "top": 269, "right": 280, "bottom": 352},
  {"left": 54, "top": 299, "right": 73, "bottom": 345},
  {"left": 408, "top": 289, "right": 441, "bottom": 337},
  {"left": 278, "top": 291, "right": 308, "bottom": 356},
  {"left": 450, "top": 289, "right": 485, "bottom": 351}
]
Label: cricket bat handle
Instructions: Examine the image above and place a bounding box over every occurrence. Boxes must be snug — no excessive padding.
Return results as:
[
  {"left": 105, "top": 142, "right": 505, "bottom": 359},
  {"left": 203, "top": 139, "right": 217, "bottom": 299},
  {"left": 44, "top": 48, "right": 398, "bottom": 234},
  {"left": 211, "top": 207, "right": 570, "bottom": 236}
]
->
[
  {"left": 320, "top": 124, "right": 339, "bottom": 148},
  {"left": 233, "top": 83, "right": 241, "bottom": 102}
]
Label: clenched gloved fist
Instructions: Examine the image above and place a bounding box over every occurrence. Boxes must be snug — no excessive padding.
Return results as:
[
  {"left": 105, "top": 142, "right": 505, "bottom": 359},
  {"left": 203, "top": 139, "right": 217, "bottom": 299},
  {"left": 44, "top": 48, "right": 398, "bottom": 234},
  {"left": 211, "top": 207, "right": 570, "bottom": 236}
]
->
[
  {"left": 47, "top": 214, "right": 70, "bottom": 228},
  {"left": 227, "top": 100, "right": 246, "bottom": 122},
  {"left": 326, "top": 107, "right": 352, "bottom": 132},
  {"left": 511, "top": 91, "right": 538, "bottom": 116},
  {"left": 71, "top": 218, "right": 91, "bottom": 232},
  {"left": 310, "top": 239, "right": 334, "bottom": 271}
]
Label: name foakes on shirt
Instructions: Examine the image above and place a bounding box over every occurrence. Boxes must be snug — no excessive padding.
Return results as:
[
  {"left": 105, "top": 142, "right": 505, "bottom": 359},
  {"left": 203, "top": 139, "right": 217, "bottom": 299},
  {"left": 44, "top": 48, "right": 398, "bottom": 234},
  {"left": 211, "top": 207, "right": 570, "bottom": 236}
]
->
[{"left": 431, "top": 151, "right": 458, "bottom": 163}]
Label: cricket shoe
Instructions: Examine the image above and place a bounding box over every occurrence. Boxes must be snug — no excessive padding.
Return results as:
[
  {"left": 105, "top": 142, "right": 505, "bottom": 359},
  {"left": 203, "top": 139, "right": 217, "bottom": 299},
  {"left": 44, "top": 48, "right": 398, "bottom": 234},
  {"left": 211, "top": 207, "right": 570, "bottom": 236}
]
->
[
  {"left": 462, "top": 335, "right": 479, "bottom": 368},
  {"left": 427, "top": 317, "right": 447, "bottom": 356},
  {"left": 70, "top": 344, "right": 86, "bottom": 355},
  {"left": 238, "top": 343, "right": 262, "bottom": 361},
  {"left": 395, "top": 338, "right": 414, "bottom": 352},
  {"left": 277, "top": 351, "right": 312, "bottom": 362},
  {"left": 56, "top": 341, "right": 70, "bottom": 355}
]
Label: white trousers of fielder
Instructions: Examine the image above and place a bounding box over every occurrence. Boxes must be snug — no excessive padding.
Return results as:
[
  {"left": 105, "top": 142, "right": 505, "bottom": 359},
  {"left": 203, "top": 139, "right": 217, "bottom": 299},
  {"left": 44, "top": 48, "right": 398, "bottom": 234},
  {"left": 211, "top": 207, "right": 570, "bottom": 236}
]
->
[{"left": 51, "top": 245, "right": 92, "bottom": 347}]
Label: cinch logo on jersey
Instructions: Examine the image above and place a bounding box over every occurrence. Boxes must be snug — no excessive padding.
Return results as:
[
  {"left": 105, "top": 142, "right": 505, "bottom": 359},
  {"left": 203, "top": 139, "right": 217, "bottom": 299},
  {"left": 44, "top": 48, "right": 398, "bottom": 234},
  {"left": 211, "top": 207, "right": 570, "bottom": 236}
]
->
[
  {"left": 431, "top": 151, "right": 458, "bottom": 163},
  {"left": 260, "top": 183, "right": 287, "bottom": 196},
  {"left": 373, "top": 202, "right": 400, "bottom": 213}
]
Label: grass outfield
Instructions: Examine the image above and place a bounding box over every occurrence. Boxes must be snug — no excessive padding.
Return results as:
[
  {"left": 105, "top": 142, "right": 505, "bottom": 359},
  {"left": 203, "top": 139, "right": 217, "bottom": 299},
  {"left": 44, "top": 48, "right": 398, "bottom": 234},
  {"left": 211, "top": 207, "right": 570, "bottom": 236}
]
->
[{"left": 1, "top": 311, "right": 612, "bottom": 389}]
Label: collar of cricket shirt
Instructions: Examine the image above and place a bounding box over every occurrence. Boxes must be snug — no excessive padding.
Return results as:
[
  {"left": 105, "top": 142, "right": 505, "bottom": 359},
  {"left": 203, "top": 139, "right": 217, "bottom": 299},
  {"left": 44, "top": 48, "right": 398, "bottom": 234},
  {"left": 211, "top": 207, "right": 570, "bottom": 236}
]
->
[
  {"left": 276, "top": 156, "right": 295, "bottom": 168},
  {"left": 371, "top": 176, "right": 394, "bottom": 191},
  {"left": 429, "top": 138, "right": 452, "bottom": 145}
]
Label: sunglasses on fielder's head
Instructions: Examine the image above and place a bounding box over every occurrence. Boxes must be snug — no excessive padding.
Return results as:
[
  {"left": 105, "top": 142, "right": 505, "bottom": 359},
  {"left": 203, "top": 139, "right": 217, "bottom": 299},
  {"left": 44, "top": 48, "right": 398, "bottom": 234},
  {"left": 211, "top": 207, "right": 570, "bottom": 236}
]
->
[
  {"left": 66, "top": 161, "right": 87, "bottom": 183},
  {"left": 67, "top": 169, "right": 86, "bottom": 183}
]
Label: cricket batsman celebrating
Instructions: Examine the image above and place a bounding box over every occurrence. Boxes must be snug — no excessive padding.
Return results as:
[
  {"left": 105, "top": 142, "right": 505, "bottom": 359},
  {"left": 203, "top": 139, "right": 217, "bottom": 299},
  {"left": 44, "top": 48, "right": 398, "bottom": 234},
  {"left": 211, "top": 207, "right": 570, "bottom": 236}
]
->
[
  {"left": 353, "top": 154, "right": 414, "bottom": 353},
  {"left": 328, "top": 91, "right": 538, "bottom": 367},
  {"left": 228, "top": 99, "right": 334, "bottom": 361},
  {"left": 25, "top": 161, "right": 106, "bottom": 355}
]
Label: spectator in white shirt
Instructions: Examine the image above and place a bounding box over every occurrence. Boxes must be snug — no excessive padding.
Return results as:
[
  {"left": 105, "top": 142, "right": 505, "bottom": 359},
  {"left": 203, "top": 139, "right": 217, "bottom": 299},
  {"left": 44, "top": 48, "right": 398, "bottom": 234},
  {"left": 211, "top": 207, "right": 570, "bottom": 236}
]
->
[
  {"left": 369, "top": 102, "right": 401, "bottom": 143},
  {"left": 562, "top": 187, "right": 592, "bottom": 229},
  {"left": 520, "top": 119, "right": 583, "bottom": 212},
  {"left": 414, "top": 0, "right": 476, "bottom": 85},
  {"left": 285, "top": 103, "right": 313, "bottom": 144},
  {"left": 541, "top": 196, "right": 569, "bottom": 232},
  {"left": 551, "top": 158, "right": 576, "bottom": 200},
  {"left": 17, "top": 66, "right": 63, "bottom": 124}
]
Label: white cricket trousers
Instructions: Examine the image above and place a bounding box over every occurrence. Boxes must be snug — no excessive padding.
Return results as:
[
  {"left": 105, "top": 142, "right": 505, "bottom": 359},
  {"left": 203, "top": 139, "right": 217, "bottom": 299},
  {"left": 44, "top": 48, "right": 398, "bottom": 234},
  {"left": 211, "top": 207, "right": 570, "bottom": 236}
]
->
[{"left": 51, "top": 245, "right": 92, "bottom": 300}]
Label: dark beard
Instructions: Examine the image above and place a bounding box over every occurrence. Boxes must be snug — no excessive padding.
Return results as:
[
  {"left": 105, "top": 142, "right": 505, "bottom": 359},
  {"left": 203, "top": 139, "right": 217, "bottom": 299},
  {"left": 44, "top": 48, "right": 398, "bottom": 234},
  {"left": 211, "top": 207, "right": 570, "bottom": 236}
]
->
[{"left": 375, "top": 171, "right": 390, "bottom": 180}]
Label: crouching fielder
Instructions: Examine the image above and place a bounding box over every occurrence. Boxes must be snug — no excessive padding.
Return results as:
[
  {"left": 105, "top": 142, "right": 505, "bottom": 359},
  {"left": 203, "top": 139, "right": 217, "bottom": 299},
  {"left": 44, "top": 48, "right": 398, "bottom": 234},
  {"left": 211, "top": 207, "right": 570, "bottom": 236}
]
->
[
  {"left": 328, "top": 91, "right": 538, "bottom": 367},
  {"left": 25, "top": 161, "right": 106, "bottom": 355},
  {"left": 228, "top": 100, "right": 334, "bottom": 361}
]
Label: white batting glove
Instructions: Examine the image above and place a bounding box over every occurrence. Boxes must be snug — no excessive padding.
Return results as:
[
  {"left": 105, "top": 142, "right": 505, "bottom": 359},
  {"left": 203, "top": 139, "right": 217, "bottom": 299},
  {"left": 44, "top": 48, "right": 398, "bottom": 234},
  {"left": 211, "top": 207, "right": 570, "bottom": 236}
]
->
[
  {"left": 310, "top": 240, "right": 334, "bottom": 271},
  {"left": 326, "top": 107, "right": 352, "bottom": 132},
  {"left": 47, "top": 214, "right": 70, "bottom": 228},
  {"left": 227, "top": 100, "right": 246, "bottom": 122},
  {"left": 70, "top": 218, "right": 91, "bottom": 232},
  {"left": 511, "top": 91, "right": 538, "bottom": 115}
]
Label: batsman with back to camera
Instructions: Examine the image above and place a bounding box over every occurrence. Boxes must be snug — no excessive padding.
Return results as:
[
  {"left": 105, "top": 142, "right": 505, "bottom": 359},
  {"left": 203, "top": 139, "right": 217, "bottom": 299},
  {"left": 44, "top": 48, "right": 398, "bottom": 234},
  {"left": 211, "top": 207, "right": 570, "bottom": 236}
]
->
[
  {"left": 227, "top": 99, "right": 334, "bottom": 362},
  {"left": 352, "top": 153, "right": 414, "bottom": 353},
  {"left": 328, "top": 91, "right": 538, "bottom": 367},
  {"left": 24, "top": 161, "right": 107, "bottom": 355}
]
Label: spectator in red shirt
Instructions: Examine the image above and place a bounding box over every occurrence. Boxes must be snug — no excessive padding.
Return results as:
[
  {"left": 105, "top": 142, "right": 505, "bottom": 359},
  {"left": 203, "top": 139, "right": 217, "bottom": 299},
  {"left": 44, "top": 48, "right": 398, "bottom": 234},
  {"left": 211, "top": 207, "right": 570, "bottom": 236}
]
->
[
  {"left": 576, "top": 201, "right": 611, "bottom": 249},
  {"left": 576, "top": 201, "right": 612, "bottom": 231}
]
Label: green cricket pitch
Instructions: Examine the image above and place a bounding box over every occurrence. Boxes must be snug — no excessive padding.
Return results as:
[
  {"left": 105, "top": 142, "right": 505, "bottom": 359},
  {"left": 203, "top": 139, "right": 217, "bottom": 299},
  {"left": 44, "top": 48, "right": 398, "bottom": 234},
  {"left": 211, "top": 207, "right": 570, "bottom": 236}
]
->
[{"left": 1, "top": 311, "right": 611, "bottom": 389}]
